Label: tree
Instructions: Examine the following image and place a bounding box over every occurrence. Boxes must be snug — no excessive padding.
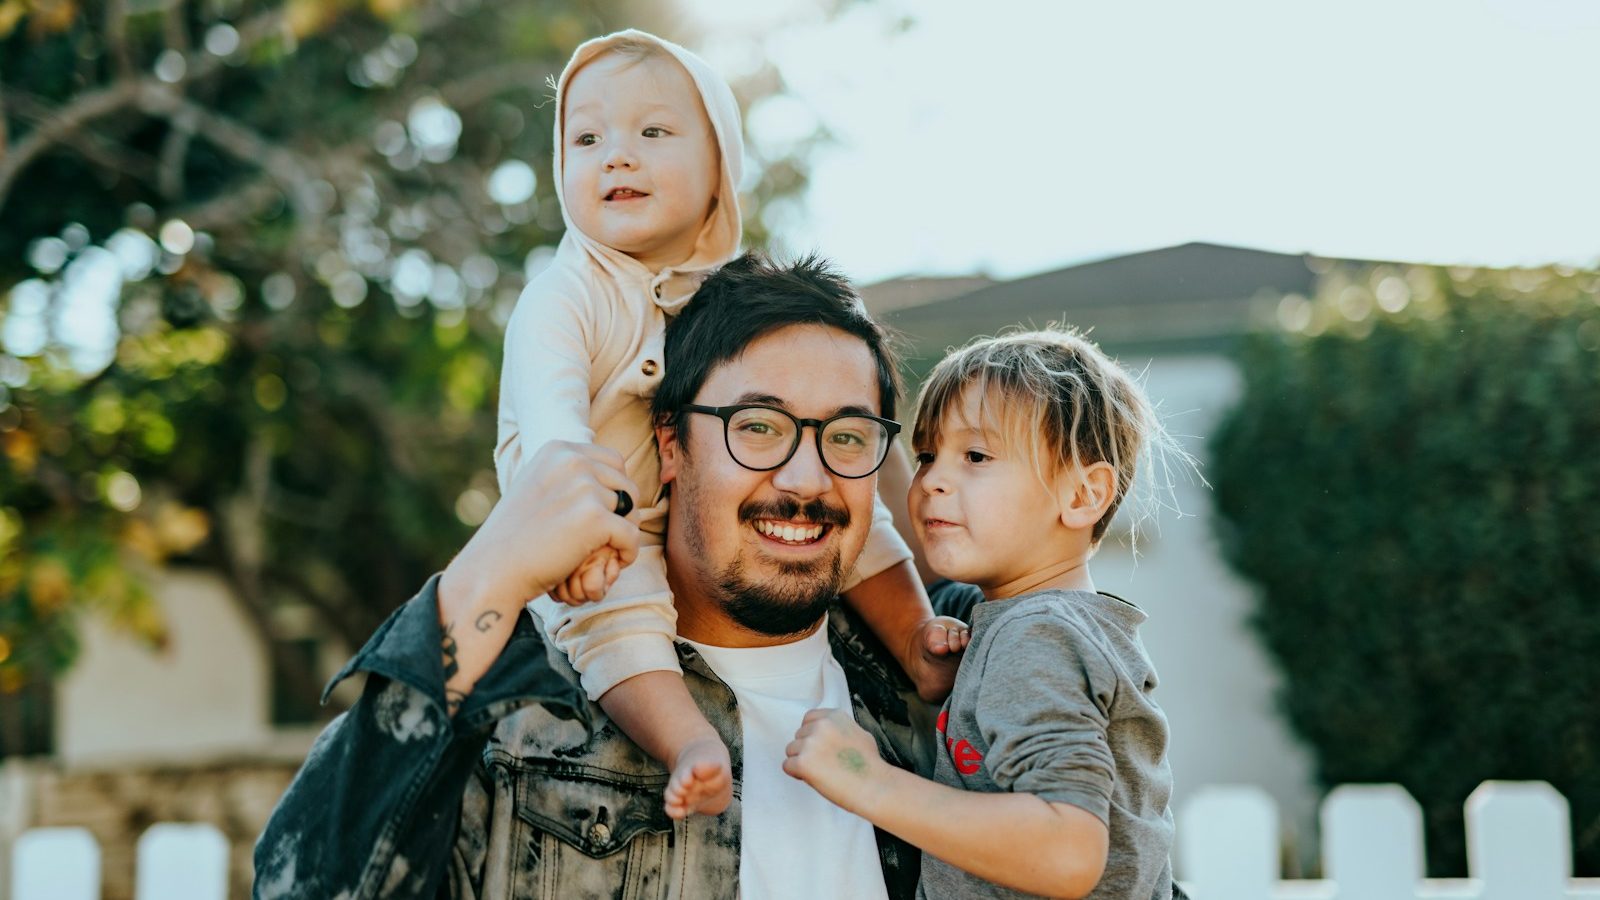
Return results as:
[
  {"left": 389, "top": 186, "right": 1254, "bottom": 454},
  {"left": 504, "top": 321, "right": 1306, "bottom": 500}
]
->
[
  {"left": 0, "top": 0, "right": 825, "bottom": 720},
  {"left": 1210, "top": 263, "right": 1600, "bottom": 874}
]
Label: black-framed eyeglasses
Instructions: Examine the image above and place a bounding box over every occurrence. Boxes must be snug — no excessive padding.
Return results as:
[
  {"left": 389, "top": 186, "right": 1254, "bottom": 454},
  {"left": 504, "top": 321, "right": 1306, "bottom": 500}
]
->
[{"left": 679, "top": 404, "right": 901, "bottom": 479}]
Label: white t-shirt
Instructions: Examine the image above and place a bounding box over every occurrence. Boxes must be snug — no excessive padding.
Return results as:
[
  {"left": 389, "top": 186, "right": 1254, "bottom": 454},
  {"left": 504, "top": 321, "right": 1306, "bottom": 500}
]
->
[{"left": 685, "top": 617, "right": 892, "bottom": 900}]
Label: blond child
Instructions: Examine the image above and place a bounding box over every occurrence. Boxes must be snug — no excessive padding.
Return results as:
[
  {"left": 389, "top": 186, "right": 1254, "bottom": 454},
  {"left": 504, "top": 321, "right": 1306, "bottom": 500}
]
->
[
  {"left": 496, "top": 29, "right": 963, "bottom": 820},
  {"left": 784, "top": 330, "right": 1187, "bottom": 898}
]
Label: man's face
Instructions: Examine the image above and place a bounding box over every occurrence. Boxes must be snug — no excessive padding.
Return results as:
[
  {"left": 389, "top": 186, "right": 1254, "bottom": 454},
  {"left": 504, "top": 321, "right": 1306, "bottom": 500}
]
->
[{"left": 659, "top": 324, "right": 883, "bottom": 641}]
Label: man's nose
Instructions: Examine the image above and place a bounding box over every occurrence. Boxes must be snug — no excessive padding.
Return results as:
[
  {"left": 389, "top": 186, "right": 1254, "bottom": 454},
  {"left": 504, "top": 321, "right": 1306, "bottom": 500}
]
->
[{"left": 770, "top": 429, "right": 832, "bottom": 497}]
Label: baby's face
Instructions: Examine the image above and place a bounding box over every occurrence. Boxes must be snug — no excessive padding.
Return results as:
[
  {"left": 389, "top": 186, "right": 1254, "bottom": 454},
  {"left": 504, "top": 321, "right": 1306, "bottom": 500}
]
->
[{"left": 561, "top": 52, "right": 721, "bottom": 272}]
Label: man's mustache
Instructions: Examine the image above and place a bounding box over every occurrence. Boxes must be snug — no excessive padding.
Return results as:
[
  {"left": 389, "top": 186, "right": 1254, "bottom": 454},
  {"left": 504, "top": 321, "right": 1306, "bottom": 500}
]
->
[{"left": 738, "top": 497, "right": 851, "bottom": 528}]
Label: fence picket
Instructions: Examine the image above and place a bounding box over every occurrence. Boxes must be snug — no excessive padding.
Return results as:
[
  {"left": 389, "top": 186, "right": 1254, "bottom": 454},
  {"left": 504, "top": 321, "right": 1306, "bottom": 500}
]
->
[
  {"left": 1323, "top": 784, "right": 1423, "bottom": 900},
  {"left": 135, "top": 823, "right": 229, "bottom": 900},
  {"left": 1468, "top": 781, "right": 1570, "bottom": 900},
  {"left": 10, "top": 827, "right": 99, "bottom": 900},
  {"left": 1180, "top": 784, "right": 1278, "bottom": 900}
]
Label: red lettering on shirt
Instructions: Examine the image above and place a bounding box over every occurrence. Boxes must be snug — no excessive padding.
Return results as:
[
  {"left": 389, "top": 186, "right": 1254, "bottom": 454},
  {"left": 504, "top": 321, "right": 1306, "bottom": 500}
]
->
[{"left": 934, "top": 709, "right": 984, "bottom": 776}]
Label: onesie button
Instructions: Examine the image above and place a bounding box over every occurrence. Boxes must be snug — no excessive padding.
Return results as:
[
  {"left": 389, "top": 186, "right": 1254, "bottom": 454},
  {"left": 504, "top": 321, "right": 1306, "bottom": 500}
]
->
[
  {"left": 641, "top": 359, "right": 659, "bottom": 377},
  {"left": 588, "top": 822, "right": 611, "bottom": 846}
]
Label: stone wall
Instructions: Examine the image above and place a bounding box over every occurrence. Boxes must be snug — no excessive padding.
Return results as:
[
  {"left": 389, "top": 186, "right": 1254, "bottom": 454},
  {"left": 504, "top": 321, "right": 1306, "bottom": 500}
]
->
[{"left": 0, "top": 758, "right": 302, "bottom": 900}]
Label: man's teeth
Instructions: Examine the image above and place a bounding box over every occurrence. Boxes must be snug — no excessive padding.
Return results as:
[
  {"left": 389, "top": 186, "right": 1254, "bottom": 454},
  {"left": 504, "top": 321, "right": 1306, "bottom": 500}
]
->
[{"left": 754, "top": 520, "right": 825, "bottom": 543}]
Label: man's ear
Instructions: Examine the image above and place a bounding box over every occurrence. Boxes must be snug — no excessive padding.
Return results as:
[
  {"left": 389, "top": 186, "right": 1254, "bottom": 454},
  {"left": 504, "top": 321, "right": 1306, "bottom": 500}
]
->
[
  {"left": 656, "top": 421, "right": 681, "bottom": 485},
  {"left": 1058, "top": 461, "right": 1117, "bottom": 531}
]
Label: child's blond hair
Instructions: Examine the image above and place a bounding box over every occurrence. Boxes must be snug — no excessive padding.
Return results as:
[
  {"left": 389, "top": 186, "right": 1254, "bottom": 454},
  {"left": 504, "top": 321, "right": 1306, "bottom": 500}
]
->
[{"left": 911, "top": 327, "right": 1192, "bottom": 546}]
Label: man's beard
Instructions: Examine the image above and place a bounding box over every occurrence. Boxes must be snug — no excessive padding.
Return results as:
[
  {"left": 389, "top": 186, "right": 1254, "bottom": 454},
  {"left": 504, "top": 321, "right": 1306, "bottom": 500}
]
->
[{"left": 682, "top": 485, "right": 852, "bottom": 638}]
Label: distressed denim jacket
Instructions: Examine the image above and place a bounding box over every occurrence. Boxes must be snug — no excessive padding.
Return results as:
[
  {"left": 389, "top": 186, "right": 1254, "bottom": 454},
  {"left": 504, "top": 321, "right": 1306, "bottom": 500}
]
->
[{"left": 253, "top": 574, "right": 936, "bottom": 900}]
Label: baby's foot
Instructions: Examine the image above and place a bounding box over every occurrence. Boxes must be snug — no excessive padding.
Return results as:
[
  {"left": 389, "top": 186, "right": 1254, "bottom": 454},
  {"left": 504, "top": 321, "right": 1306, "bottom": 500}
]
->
[
  {"left": 663, "top": 736, "right": 733, "bottom": 820},
  {"left": 907, "top": 616, "right": 971, "bottom": 703}
]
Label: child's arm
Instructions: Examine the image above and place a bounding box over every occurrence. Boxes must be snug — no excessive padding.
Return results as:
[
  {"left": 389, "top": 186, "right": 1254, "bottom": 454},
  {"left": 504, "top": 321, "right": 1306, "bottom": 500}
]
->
[
  {"left": 784, "top": 708, "right": 1109, "bottom": 899},
  {"left": 498, "top": 283, "right": 622, "bottom": 602},
  {"left": 844, "top": 561, "right": 968, "bottom": 700}
]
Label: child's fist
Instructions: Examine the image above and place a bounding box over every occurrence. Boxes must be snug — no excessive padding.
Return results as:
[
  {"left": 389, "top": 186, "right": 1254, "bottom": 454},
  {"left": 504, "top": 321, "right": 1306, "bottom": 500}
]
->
[
  {"left": 782, "top": 707, "right": 884, "bottom": 814},
  {"left": 906, "top": 615, "right": 971, "bottom": 702},
  {"left": 551, "top": 548, "right": 620, "bottom": 605}
]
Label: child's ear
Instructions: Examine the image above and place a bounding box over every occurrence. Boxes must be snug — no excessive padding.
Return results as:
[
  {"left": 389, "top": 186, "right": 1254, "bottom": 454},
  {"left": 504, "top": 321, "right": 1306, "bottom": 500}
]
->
[
  {"left": 656, "top": 421, "right": 681, "bottom": 485},
  {"left": 1057, "top": 461, "right": 1117, "bottom": 531}
]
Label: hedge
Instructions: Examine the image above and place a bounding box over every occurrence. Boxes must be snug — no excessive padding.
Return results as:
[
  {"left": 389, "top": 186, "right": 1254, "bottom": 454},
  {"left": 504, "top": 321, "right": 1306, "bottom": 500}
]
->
[{"left": 1210, "top": 264, "right": 1600, "bottom": 875}]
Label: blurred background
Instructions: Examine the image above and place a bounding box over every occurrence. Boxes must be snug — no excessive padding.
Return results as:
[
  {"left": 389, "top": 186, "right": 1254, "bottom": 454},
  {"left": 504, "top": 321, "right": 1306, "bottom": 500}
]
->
[{"left": 1, "top": 0, "right": 1597, "bottom": 896}]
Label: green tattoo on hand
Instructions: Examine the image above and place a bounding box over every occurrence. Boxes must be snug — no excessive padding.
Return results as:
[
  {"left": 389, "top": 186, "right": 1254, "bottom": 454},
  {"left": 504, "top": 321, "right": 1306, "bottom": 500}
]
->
[{"left": 838, "top": 748, "right": 868, "bottom": 774}]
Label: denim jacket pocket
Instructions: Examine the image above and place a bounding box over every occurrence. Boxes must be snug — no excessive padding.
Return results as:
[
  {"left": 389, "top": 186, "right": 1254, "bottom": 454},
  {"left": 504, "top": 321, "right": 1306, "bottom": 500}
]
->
[{"left": 510, "top": 762, "right": 675, "bottom": 900}]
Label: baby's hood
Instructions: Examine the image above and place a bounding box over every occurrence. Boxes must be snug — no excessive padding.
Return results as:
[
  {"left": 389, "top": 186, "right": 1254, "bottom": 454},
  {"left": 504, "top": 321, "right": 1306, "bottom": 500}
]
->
[{"left": 550, "top": 29, "right": 744, "bottom": 312}]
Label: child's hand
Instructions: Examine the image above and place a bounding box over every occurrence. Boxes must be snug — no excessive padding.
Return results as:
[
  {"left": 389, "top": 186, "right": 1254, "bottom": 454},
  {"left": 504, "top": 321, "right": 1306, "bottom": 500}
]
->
[
  {"left": 551, "top": 547, "right": 620, "bottom": 605},
  {"left": 904, "top": 615, "right": 971, "bottom": 703},
  {"left": 782, "top": 708, "right": 886, "bottom": 815}
]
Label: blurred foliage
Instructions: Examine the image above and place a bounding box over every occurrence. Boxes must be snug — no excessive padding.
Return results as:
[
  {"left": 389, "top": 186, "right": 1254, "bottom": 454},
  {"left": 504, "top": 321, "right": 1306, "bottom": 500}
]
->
[
  {"left": 0, "top": 0, "right": 827, "bottom": 707},
  {"left": 1211, "top": 264, "right": 1600, "bottom": 874}
]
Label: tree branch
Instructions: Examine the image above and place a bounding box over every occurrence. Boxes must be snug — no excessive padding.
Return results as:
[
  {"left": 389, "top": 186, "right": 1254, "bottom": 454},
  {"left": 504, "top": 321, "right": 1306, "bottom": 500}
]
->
[
  {"left": 6, "top": 87, "right": 160, "bottom": 186},
  {"left": 135, "top": 84, "right": 324, "bottom": 230},
  {"left": 0, "top": 80, "right": 143, "bottom": 213},
  {"left": 105, "top": 0, "right": 135, "bottom": 78}
]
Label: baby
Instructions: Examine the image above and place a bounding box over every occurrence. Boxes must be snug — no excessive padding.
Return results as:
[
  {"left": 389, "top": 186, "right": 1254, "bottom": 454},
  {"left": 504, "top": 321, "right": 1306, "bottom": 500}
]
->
[{"left": 496, "top": 30, "right": 962, "bottom": 818}]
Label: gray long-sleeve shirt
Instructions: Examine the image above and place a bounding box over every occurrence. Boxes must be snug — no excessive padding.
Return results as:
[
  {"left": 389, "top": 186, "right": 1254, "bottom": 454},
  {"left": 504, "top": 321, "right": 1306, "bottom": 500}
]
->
[{"left": 919, "top": 588, "right": 1175, "bottom": 900}]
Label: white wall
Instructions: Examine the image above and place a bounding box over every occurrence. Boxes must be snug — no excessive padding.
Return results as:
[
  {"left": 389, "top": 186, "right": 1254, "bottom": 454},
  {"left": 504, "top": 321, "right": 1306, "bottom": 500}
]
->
[
  {"left": 1092, "top": 353, "right": 1320, "bottom": 870},
  {"left": 54, "top": 569, "right": 276, "bottom": 767}
]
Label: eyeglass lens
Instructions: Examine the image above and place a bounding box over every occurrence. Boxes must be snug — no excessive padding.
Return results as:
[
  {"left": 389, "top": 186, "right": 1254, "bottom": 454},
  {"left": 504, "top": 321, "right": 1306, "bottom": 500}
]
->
[{"left": 725, "top": 407, "right": 888, "bottom": 477}]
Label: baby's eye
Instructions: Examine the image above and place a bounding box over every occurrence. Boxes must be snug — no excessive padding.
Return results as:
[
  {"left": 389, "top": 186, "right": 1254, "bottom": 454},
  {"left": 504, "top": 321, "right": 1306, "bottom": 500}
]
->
[
  {"left": 963, "top": 450, "right": 991, "bottom": 464},
  {"left": 574, "top": 133, "right": 599, "bottom": 146},
  {"left": 642, "top": 126, "right": 668, "bottom": 138}
]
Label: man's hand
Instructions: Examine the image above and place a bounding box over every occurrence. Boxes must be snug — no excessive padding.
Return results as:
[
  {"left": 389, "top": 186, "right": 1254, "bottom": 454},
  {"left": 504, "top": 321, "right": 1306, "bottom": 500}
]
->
[
  {"left": 436, "top": 441, "right": 640, "bottom": 714},
  {"left": 782, "top": 707, "right": 887, "bottom": 815}
]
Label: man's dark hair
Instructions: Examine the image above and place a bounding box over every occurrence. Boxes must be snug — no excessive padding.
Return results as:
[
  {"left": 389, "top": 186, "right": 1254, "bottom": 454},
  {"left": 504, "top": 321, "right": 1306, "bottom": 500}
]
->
[{"left": 652, "top": 252, "right": 903, "bottom": 435}]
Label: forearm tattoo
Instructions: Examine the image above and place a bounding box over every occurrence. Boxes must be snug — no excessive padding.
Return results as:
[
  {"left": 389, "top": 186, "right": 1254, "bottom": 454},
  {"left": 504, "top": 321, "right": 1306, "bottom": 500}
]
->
[
  {"left": 441, "top": 620, "right": 463, "bottom": 715},
  {"left": 475, "top": 609, "right": 502, "bottom": 632},
  {"left": 441, "top": 620, "right": 460, "bottom": 681}
]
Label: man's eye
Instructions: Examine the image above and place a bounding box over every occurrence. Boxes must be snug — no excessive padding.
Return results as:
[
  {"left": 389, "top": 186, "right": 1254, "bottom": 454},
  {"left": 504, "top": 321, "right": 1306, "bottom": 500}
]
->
[
  {"left": 737, "top": 421, "right": 775, "bottom": 435},
  {"left": 829, "top": 431, "right": 867, "bottom": 447},
  {"left": 642, "top": 126, "right": 667, "bottom": 138}
]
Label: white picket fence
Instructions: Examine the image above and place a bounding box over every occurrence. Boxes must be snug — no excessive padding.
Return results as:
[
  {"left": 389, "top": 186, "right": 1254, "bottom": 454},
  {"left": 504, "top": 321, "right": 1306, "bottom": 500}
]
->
[
  {"left": 1180, "top": 781, "right": 1600, "bottom": 899},
  {"left": 3, "top": 781, "right": 1598, "bottom": 899}
]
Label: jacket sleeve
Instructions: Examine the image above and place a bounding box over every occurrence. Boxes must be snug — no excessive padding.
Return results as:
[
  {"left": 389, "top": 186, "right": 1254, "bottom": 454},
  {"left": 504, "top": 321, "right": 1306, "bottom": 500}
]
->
[
  {"left": 494, "top": 282, "right": 598, "bottom": 494},
  {"left": 252, "top": 575, "right": 587, "bottom": 899}
]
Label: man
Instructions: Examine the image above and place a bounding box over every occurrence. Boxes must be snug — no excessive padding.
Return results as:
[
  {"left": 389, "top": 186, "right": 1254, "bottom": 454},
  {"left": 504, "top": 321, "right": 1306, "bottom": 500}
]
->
[{"left": 253, "top": 253, "right": 936, "bottom": 899}]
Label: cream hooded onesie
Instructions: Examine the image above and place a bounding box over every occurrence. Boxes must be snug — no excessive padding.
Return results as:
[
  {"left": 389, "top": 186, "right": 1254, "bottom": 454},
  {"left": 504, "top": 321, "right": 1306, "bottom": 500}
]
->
[{"left": 496, "top": 30, "right": 912, "bottom": 700}]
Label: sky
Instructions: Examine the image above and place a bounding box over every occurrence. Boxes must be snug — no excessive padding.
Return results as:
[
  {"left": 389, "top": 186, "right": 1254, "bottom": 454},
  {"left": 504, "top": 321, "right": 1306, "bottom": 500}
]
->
[{"left": 681, "top": 0, "right": 1600, "bottom": 285}]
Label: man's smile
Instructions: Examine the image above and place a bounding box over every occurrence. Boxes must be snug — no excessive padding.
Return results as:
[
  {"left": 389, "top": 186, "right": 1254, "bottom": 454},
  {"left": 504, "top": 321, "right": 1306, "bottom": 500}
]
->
[{"left": 752, "top": 518, "right": 829, "bottom": 545}]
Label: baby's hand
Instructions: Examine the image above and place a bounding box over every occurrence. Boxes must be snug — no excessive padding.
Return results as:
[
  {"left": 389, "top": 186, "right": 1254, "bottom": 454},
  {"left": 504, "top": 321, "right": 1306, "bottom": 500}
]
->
[
  {"left": 905, "top": 615, "right": 971, "bottom": 703},
  {"left": 551, "top": 547, "right": 620, "bottom": 605},
  {"left": 782, "top": 708, "right": 885, "bottom": 815}
]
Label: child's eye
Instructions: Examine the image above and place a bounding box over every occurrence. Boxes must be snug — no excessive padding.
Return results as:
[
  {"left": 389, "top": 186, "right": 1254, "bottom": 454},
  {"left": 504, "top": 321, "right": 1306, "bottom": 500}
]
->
[
  {"left": 574, "top": 132, "right": 598, "bottom": 146},
  {"left": 642, "top": 126, "right": 668, "bottom": 138},
  {"left": 963, "top": 450, "right": 991, "bottom": 464},
  {"left": 913, "top": 452, "right": 935, "bottom": 466}
]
